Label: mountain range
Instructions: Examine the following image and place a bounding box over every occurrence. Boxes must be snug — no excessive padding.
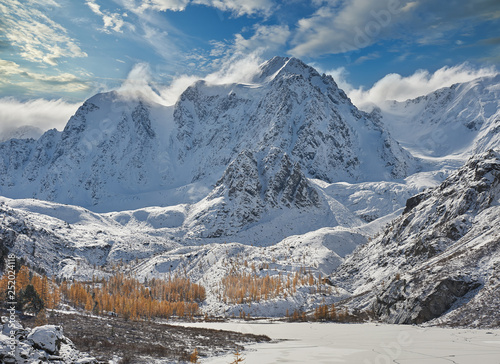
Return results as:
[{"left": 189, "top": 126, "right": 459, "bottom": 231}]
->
[{"left": 0, "top": 56, "right": 499, "bottom": 326}]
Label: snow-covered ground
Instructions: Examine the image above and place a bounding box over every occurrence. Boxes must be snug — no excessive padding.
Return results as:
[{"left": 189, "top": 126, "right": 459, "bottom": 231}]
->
[{"left": 174, "top": 321, "right": 500, "bottom": 364}]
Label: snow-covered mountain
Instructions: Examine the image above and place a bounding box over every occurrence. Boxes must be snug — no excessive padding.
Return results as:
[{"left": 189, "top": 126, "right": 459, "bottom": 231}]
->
[
  {"left": 173, "top": 57, "right": 416, "bottom": 185},
  {"left": 333, "top": 150, "right": 500, "bottom": 327},
  {"left": 381, "top": 74, "right": 500, "bottom": 159},
  {"left": 0, "top": 57, "right": 416, "bottom": 213},
  {"left": 0, "top": 94, "right": 178, "bottom": 211},
  {"left": 183, "top": 148, "right": 323, "bottom": 239},
  {"left": 0, "top": 125, "right": 44, "bottom": 142},
  {"left": 0, "top": 196, "right": 183, "bottom": 277},
  {"left": 0, "top": 193, "right": 367, "bottom": 316}
]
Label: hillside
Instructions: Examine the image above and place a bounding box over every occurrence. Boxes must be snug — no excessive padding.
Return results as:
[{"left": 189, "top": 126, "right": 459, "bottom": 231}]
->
[{"left": 332, "top": 150, "right": 500, "bottom": 327}]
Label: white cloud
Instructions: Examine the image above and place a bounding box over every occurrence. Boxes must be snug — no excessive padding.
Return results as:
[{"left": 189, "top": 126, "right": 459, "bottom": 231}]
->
[
  {"left": 354, "top": 52, "right": 381, "bottom": 65},
  {"left": 290, "top": 0, "right": 500, "bottom": 57},
  {"left": 204, "top": 52, "right": 263, "bottom": 85},
  {"left": 116, "top": 53, "right": 265, "bottom": 106},
  {"left": 139, "top": 0, "right": 190, "bottom": 12},
  {"left": 316, "top": 65, "right": 353, "bottom": 93},
  {"left": 204, "top": 24, "right": 290, "bottom": 79},
  {"left": 0, "top": 98, "right": 81, "bottom": 137},
  {"left": 141, "top": 24, "right": 176, "bottom": 61},
  {"left": 0, "top": 60, "right": 22, "bottom": 76},
  {"left": 159, "top": 74, "right": 199, "bottom": 105},
  {"left": 135, "top": 0, "right": 275, "bottom": 16},
  {"left": 117, "top": 0, "right": 188, "bottom": 68},
  {"left": 194, "top": 0, "right": 275, "bottom": 17},
  {"left": 232, "top": 24, "right": 290, "bottom": 55},
  {"left": 86, "top": 0, "right": 101, "bottom": 14},
  {"left": 290, "top": 0, "right": 414, "bottom": 57},
  {"left": 112, "top": 22, "right": 290, "bottom": 106},
  {"left": 117, "top": 63, "right": 169, "bottom": 105},
  {"left": 336, "top": 64, "right": 499, "bottom": 110},
  {"left": 0, "top": 0, "right": 87, "bottom": 65},
  {"left": 86, "top": 0, "right": 132, "bottom": 33}
]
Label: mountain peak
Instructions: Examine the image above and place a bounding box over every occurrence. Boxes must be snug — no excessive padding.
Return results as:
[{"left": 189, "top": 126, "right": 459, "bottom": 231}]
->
[
  {"left": 253, "top": 56, "right": 320, "bottom": 83},
  {"left": 61, "top": 91, "right": 161, "bottom": 141}
]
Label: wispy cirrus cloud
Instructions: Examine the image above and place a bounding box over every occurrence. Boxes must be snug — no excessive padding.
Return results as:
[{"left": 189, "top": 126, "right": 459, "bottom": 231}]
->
[
  {"left": 290, "top": 0, "right": 411, "bottom": 57},
  {"left": 133, "top": 0, "right": 275, "bottom": 16},
  {"left": 232, "top": 24, "right": 291, "bottom": 55},
  {"left": 354, "top": 52, "right": 381, "bottom": 65},
  {"left": 0, "top": 0, "right": 87, "bottom": 66},
  {"left": 204, "top": 24, "right": 290, "bottom": 78}
]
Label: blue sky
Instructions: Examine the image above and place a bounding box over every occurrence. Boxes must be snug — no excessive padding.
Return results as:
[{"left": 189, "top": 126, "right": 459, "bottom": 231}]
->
[{"left": 0, "top": 0, "right": 500, "bottom": 131}]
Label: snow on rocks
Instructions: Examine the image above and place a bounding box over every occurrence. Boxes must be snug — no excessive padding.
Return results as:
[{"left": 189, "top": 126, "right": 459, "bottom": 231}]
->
[
  {"left": 27, "top": 325, "right": 64, "bottom": 355},
  {"left": 0, "top": 318, "right": 97, "bottom": 363}
]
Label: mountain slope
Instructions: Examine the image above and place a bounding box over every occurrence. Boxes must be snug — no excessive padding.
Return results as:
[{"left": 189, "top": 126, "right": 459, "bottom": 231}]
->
[
  {"left": 0, "top": 125, "right": 44, "bottom": 142},
  {"left": 0, "top": 196, "right": 181, "bottom": 277},
  {"left": 332, "top": 150, "right": 500, "bottom": 327},
  {"left": 381, "top": 74, "right": 500, "bottom": 158},
  {"left": 183, "top": 148, "right": 334, "bottom": 241}
]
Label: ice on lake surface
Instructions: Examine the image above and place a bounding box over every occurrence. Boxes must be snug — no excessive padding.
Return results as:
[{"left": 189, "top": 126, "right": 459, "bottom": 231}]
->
[{"left": 174, "top": 321, "right": 500, "bottom": 363}]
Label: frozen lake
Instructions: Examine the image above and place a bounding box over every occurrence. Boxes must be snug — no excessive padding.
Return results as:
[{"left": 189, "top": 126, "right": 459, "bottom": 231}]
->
[{"left": 175, "top": 321, "right": 500, "bottom": 363}]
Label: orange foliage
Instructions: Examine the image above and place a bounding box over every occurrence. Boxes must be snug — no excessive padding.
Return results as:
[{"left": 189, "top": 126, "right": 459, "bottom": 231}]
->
[
  {"left": 60, "top": 272, "right": 205, "bottom": 320},
  {"left": 219, "top": 266, "right": 321, "bottom": 304},
  {"left": 1, "top": 265, "right": 205, "bottom": 322}
]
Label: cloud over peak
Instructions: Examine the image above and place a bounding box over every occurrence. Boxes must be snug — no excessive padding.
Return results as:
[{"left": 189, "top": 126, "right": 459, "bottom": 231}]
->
[
  {"left": 342, "top": 63, "right": 499, "bottom": 109},
  {"left": 0, "top": 98, "right": 81, "bottom": 138}
]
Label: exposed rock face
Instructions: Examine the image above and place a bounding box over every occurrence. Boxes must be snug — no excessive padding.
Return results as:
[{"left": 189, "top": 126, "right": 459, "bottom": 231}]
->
[
  {"left": 333, "top": 150, "right": 500, "bottom": 326},
  {"left": 184, "top": 148, "right": 321, "bottom": 238},
  {"left": 373, "top": 276, "right": 481, "bottom": 324},
  {"left": 261, "top": 148, "right": 320, "bottom": 209}
]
